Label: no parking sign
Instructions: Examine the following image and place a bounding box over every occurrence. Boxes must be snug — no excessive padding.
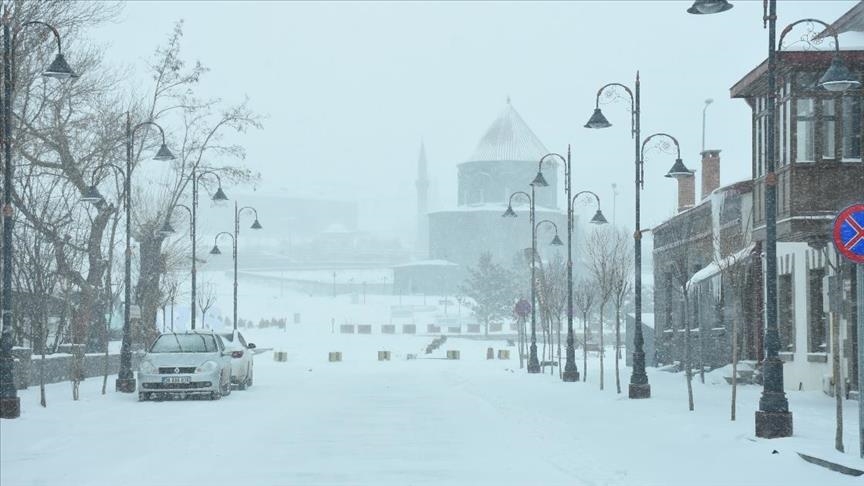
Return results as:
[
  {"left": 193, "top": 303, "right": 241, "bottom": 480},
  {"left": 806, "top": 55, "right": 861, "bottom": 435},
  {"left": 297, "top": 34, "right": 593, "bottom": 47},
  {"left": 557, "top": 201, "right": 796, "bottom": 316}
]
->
[{"left": 833, "top": 203, "right": 864, "bottom": 264}]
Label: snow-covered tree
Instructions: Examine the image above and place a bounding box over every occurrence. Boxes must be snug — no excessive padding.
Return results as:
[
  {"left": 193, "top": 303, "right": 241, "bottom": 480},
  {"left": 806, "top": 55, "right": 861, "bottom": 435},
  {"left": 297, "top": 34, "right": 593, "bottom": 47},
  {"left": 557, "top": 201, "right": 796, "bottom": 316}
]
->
[{"left": 460, "top": 252, "right": 516, "bottom": 336}]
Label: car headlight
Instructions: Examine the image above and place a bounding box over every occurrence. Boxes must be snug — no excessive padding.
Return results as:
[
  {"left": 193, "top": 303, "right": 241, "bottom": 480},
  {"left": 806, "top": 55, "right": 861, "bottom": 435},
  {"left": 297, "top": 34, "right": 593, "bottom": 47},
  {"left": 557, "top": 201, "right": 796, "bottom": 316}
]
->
[
  {"left": 139, "top": 360, "right": 156, "bottom": 374},
  {"left": 196, "top": 361, "right": 219, "bottom": 373}
]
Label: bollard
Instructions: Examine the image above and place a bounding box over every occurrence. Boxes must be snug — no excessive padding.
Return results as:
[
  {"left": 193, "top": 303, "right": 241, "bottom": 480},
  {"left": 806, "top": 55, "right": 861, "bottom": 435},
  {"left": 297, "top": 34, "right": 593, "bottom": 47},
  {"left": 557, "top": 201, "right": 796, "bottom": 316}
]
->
[
  {"left": 328, "top": 352, "right": 342, "bottom": 362},
  {"left": 406, "top": 353, "right": 417, "bottom": 360},
  {"left": 497, "top": 349, "right": 510, "bottom": 360},
  {"left": 378, "top": 351, "right": 391, "bottom": 361},
  {"left": 273, "top": 351, "right": 288, "bottom": 362},
  {"left": 486, "top": 347, "right": 494, "bottom": 360},
  {"left": 446, "top": 350, "right": 460, "bottom": 360}
]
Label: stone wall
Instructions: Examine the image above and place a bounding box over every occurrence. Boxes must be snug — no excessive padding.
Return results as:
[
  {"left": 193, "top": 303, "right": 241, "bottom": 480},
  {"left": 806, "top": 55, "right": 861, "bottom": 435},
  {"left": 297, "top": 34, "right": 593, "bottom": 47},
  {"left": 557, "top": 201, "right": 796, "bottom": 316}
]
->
[{"left": 10, "top": 347, "right": 143, "bottom": 390}]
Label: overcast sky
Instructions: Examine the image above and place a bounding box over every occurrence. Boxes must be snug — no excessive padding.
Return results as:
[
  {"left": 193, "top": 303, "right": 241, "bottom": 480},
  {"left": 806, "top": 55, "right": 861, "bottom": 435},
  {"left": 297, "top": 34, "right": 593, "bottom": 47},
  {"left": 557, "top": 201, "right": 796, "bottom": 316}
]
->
[{"left": 89, "top": 0, "right": 858, "bottom": 242}]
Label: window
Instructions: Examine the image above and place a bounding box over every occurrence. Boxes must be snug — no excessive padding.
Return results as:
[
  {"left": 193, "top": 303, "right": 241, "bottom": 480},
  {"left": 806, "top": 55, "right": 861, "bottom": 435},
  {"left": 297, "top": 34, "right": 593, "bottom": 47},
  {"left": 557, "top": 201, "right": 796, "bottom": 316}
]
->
[
  {"left": 778, "top": 273, "right": 795, "bottom": 352},
  {"left": 796, "top": 98, "right": 815, "bottom": 162},
  {"left": 807, "top": 268, "right": 826, "bottom": 353},
  {"left": 842, "top": 95, "right": 861, "bottom": 160},
  {"left": 821, "top": 99, "right": 836, "bottom": 159},
  {"left": 150, "top": 334, "right": 219, "bottom": 353}
]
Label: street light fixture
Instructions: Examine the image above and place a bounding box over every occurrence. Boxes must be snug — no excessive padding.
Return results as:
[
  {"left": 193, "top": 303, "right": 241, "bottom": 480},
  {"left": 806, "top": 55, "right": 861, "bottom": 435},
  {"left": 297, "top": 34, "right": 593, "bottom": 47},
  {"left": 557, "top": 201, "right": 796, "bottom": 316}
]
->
[
  {"left": 534, "top": 149, "right": 609, "bottom": 382},
  {"left": 688, "top": 1, "right": 860, "bottom": 439},
  {"left": 211, "top": 203, "right": 262, "bottom": 330},
  {"left": 503, "top": 164, "right": 559, "bottom": 375},
  {"left": 0, "top": 16, "right": 75, "bottom": 418},
  {"left": 188, "top": 170, "right": 229, "bottom": 330},
  {"left": 586, "top": 71, "right": 688, "bottom": 398},
  {"left": 686, "top": 0, "right": 733, "bottom": 15},
  {"left": 83, "top": 115, "right": 175, "bottom": 394}
]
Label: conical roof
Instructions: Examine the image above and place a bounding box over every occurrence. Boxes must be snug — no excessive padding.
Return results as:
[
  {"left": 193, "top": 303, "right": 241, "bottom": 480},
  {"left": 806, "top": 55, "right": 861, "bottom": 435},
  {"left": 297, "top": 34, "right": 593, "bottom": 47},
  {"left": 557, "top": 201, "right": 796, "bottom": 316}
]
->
[{"left": 467, "top": 98, "right": 548, "bottom": 163}]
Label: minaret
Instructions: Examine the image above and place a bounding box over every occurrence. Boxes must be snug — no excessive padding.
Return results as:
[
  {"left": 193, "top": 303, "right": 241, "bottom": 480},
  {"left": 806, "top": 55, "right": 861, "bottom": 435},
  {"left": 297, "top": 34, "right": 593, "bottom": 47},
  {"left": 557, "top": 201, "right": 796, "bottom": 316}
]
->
[{"left": 416, "top": 140, "right": 430, "bottom": 259}]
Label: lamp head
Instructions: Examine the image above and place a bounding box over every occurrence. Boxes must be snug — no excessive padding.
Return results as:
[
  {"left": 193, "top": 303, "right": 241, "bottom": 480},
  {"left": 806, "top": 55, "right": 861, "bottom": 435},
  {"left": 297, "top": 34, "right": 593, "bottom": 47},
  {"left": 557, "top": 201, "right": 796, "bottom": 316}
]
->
[
  {"left": 153, "top": 143, "right": 175, "bottom": 161},
  {"left": 158, "top": 220, "right": 176, "bottom": 236},
  {"left": 550, "top": 234, "right": 564, "bottom": 246},
  {"left": 530, "top": 171, "right": 549, "bottom": 187},
  {"left": 818, "top": 55, "right": 862, "bottom": 92},
  {"left": 584, "top": 108, "right": 612, "bottom": 129},
  {"left": 250, "top": 219, "right": 263, "bottom": 230},
  {"left": 80, "top": 185, "right": 104, "bottom": 204},
  {"left": 43, "top": 53, "right": 76, "bottom": 79},
  {"left": 665, "top": 158, "right": 693, "bottom": 178},
  {"left": 687, "top": 0, "right": 733, "bottom": 14},
  {"left": 590, "top": 209, "right": 609, "bottom": 225},
  {"left": 502, "top": 205, "right": 518, "bottom": 218},
  {"left": 212, "top": 186, "right": 229, "bottom": 201},
  {"left": 209, "top": 244, "right": 222, "bottom": 255}
]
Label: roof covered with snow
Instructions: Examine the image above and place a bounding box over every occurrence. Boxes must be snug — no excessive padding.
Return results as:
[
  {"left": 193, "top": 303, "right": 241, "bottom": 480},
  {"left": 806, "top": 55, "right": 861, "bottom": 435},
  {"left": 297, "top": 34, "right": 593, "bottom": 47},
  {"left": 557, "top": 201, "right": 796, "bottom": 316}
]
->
[{"left": 467, "top": 99, "right": 548, "bottom": 163}]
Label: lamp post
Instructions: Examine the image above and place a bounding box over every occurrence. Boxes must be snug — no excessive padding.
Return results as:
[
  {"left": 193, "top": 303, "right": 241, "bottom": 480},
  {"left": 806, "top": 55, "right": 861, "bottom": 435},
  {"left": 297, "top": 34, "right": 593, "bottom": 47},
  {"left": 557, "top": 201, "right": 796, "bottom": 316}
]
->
[
  {"left": 533, "top": 150, "right": 609, "bottom": 382},
  {"left": 586, "top": 73, "right": 691, "bottom": 398},
  {"left": 688, "top": 0, "right": 860, "bottom": 439},
  {"left": 0, "top": 13, "right": 76, "bottom": 419},
  {"left": 83, "top": 116, "right": 175, "bottom": 394},
  {"left": 503, "top": 184, "right": 562, "bottom": 374},
  {"left": 585, "top": 74, "right": 654, "bottom": 398},
  {"left": 565, "top": 189, "right": 607, "bottom": 381},
  {"left": 211, "top": 202, "right": 261, "bottom": 330},
  {"left": 189, "top": 170, "right": 229, "bottom": 329}
]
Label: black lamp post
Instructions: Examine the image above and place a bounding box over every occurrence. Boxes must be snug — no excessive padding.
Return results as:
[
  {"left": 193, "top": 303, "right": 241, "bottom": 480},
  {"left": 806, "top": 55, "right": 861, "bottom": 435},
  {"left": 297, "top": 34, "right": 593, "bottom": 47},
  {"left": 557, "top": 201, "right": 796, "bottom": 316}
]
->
[
  {"left": 689, "top": 0, "right": 859, "bottom": 439},
  {"left": 92, "top": 116, "right": 174, "bottom": 394},
  {"left": 585, "top": 74, "right": 656, "bottom": 398},
  {"left": 503, "top": 182, "right": 562, "bottom": 374},
  {"left": 211, "top": 202, "right": 261, "bottom": 330},
  {"left": 532, "top": 150, "right": 609, "bottom": 382},
  {"left": 0, "top": 14, "right": 76, "bottom": 419},
  {"left": 586, "top": 69, "right": 691, "bottom": 398},
  {"left": 189, "top": 170, "right": 229, "bottom": 330}
]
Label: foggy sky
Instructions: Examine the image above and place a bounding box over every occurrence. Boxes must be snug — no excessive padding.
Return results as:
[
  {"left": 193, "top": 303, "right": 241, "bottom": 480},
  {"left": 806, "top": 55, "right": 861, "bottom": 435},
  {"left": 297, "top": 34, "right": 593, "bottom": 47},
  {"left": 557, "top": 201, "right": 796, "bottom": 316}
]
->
[{"left": 89, "top": 0, "right": 857, "bottom": 244}]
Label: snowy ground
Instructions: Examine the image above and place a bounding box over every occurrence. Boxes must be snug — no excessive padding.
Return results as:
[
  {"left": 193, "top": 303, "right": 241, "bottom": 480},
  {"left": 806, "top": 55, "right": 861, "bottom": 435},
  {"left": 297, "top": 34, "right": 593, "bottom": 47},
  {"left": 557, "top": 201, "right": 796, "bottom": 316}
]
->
[
  {"left": 3, "top": 273, "right": 863, "bottom": 485},
  {"left": 1, "top": 323, "right": 862, "bottom": 486}
]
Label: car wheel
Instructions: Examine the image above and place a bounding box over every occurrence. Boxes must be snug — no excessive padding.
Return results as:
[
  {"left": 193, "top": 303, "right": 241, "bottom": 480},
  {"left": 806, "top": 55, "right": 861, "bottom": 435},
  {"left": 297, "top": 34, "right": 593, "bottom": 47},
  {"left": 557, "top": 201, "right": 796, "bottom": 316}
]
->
[
  {"left": 211, "top": 391, "right": 221, "bottom": 400},
  {"left": 138, "top": 392, "right": 149, "bottom": 402},
  {"left": 222, "top": 376, "right": 232, "bottom": 397},
  {"left": 237, "top": 366, "right": 249, "bottom": 390}
]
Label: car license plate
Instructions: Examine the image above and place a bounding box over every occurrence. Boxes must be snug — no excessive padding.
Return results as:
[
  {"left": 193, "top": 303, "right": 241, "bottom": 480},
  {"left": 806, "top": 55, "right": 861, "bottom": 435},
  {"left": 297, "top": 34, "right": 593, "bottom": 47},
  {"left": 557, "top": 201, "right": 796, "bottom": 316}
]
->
[{"left": 162, "top": 376, "right": 190, "bottom": 384}]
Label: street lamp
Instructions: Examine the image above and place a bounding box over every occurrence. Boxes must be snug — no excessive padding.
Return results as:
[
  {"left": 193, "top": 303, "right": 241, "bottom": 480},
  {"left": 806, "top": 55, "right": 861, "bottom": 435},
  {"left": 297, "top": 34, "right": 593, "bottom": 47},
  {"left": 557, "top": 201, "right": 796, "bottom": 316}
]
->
[
  {"left": 689, "top": 1, "right": 859, "bottom": 439},
  {"left": 503, "top": 181, "right": 561, "bottom": 374},
  {"left": 188, "top": 170, "right": 229, "bottom": 330},
  {"left": 0, "top": 15, "right": 76, "bottom": 419},
  {"left": 83, "top": 115, "right": 175, "bottom": 394},
  {"left": 210, "top": 202, "right": 261, "bottom": 330},
  {"left": 533, "top": 150, "right": 609, "bottom": 382},
  {"left": 586, "top": 70, "right": 689, "bottom": 398}
]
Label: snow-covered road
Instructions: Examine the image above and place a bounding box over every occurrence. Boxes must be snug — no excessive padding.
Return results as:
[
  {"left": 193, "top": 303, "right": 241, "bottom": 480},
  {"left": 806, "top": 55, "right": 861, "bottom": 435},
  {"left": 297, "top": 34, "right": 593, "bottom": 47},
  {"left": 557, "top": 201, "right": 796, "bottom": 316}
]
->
[{"left": 1, "top": 328, "right": 862, "bottom": 485}]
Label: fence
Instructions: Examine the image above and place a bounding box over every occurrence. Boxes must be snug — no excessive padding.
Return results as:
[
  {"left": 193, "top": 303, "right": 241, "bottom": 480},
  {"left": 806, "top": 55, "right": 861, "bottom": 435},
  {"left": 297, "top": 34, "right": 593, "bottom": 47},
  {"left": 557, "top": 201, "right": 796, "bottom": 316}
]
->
[{"left": 10, "top": 347, "right": 143, "bottom": 390}]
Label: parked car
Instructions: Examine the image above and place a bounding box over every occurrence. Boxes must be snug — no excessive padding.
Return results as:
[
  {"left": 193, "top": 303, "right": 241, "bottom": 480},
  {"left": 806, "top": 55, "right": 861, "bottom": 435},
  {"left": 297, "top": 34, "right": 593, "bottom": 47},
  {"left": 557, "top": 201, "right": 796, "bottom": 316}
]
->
[
  {"left": 217, "top": 330, "right": 256, "bottom": 390},
  {"left": 137, "top": 330, "right": 233, "bottom": 401}
]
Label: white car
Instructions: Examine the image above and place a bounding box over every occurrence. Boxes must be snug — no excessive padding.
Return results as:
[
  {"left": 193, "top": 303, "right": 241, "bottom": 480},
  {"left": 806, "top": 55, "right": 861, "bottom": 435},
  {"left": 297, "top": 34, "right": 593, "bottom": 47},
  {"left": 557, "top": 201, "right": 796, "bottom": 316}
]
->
[
  {"left": 137, "top": 330, "right": 233, "bottom": 401},
  {"left": 217, "top": 330, "right": 256, "bottom": 390}
]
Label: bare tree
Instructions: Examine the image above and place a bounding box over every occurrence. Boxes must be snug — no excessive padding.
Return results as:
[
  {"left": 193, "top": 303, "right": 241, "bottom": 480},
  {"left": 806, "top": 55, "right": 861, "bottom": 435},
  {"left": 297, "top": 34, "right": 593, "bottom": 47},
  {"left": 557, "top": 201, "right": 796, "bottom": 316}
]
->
[
  {"left": 536, "top": 254, "right": 567, "bottom": 376},
  {"left": 608, "top": 228, "right": 633, "bottom": 394},
  {"left": 585, "top": 227, "right": 616, "bottom": 390},
  {"left": 573, "top": 278, "right": 596, "bottom": 383},
  {"left": 197, "top": 282, "right": 217, "bottom": 329}
]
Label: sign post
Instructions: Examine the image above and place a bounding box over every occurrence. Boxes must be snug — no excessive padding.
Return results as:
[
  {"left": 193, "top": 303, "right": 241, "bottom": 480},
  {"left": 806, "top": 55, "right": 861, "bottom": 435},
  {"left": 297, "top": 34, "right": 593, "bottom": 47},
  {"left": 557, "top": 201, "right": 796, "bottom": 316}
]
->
[{"left": 831, "top": 203, "right": 864, "bottom": 459}]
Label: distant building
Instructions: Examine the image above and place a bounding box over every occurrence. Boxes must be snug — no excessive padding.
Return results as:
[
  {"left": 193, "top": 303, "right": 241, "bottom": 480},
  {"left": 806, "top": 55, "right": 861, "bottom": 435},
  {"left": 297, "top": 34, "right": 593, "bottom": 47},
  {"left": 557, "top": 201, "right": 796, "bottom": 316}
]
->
[{"left": 401, "top": 99, "right": 567, "bottom": 295}]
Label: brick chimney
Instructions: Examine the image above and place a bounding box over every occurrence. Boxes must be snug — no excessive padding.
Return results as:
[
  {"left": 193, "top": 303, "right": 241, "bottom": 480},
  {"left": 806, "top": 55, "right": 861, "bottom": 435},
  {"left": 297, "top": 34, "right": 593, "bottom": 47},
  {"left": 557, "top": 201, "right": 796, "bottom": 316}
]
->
[
  {"left": 677, "top": 172, "right": 696, "bottom": 212},
  {"left": 701, "top": 149, "right": 721, "bottom": 200}
]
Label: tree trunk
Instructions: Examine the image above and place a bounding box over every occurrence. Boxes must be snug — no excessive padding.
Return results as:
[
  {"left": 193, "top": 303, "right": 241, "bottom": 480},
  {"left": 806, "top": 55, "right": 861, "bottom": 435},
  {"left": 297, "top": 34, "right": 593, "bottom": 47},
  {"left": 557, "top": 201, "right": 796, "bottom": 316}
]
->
[
  {"left": 615, "top": 304, "right": 621, "bottom": 394},
  {"left": 518, "top": 316, "right": 525, "bottom": 369},
  {"left": 831, "top": 309, "right": 844, "bottom": 452},
  {"left": 582, "top": 312, "right": 588, "bottom": 382},
  {"left": 683, "top": 295, "right": 694, "bottom": 411},
  {"left": 730, "top": 300, "right": 739, "bottom": 421},
  {"left": 136, "top": 234, "right": 165, "bottom": 350},
  {"left": 599, "top": 304, "right": 605, "bottom": 390}
]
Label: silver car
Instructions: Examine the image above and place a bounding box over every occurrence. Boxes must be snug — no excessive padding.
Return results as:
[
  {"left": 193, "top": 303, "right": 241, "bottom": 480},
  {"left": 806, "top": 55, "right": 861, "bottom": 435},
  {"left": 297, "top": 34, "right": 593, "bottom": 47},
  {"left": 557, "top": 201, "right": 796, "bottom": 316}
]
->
[
  {"left": 137, "top": 330, "right": 233, "bottom": 401},
  {"left": 217, "top": 330, "right": 255, "bottom": 390}
]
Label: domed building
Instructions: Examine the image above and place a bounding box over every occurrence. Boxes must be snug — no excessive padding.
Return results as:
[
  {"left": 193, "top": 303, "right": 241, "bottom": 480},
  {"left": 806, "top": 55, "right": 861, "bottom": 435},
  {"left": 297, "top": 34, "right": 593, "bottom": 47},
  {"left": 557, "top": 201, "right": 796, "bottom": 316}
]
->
[{"left": 395, "top": 99, "right": 570, "bottom": 295}]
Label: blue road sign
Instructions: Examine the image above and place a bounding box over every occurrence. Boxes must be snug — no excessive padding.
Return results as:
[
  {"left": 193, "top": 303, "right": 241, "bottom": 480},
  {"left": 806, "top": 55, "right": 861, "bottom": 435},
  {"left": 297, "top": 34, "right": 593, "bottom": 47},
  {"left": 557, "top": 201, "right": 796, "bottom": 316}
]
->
[{"left": 833, "top": 203, "right": 864, "bottom": 264}]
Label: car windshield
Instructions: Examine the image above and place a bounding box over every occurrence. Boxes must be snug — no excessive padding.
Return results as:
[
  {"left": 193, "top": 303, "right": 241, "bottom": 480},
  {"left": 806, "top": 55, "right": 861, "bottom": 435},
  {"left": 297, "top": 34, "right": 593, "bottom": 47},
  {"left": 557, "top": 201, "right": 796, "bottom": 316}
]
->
[{"left": 149, "top": 334, "right": 218, "bottom": 353}]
